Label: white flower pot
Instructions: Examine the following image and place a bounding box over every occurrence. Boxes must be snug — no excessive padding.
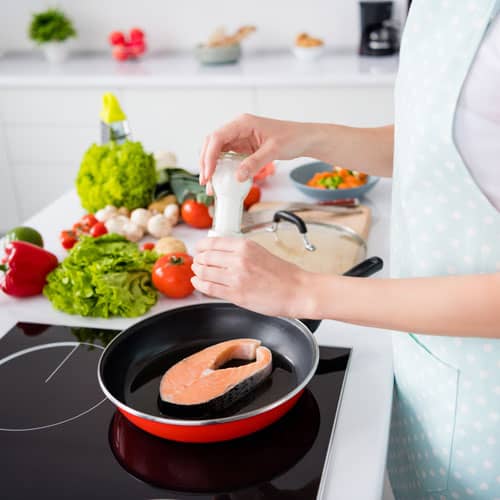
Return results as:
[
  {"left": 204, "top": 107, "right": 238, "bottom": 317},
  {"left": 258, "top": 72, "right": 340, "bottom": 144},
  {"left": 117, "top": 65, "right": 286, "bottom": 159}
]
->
[{"left": 41, "top": 41, "right": 70, "bottom": 64}]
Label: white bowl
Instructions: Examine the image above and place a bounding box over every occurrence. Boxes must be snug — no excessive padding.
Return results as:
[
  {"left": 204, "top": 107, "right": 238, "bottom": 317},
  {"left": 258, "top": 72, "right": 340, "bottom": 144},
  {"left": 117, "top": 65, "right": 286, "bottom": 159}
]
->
[{"left": 292, "top": 45, "right": 325, "bottom": 61}]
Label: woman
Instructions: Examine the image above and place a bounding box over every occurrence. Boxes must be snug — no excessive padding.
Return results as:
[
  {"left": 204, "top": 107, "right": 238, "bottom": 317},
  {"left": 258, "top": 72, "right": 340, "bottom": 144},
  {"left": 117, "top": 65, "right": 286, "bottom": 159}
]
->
[{"left": 192, "top": 1, "right": 500, "bottom": 498}]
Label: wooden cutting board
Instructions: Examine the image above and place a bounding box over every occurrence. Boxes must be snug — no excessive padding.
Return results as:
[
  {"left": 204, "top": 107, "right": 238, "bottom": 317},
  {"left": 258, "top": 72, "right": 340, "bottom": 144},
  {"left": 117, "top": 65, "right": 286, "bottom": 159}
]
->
[{"left": 248, "top": 202, "right": 372, "bottom": 241}]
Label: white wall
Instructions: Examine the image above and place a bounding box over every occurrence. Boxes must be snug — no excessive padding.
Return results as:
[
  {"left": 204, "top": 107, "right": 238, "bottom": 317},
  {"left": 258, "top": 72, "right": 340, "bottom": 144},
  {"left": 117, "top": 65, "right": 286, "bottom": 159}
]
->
[{"left": 1, "top": 0, "right": 406, "bottom": 54}]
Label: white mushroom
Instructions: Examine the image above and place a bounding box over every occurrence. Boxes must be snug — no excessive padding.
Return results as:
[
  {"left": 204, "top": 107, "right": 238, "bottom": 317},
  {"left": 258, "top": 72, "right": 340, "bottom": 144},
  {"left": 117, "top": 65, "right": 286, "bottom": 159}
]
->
[
  {"left": 117, "top": 206, "right": 130, "bottom": 217},
  {"left": 154, "top": 151, "right": 178, "bottom": 169},
  {"left": 123, "top": 221, "right": 144, "bottom": 242},
  {"left": 147, "top": 214, "right": 173, "bottom": 239},
  {"left": 155, "top": 236, "right": 187, "bottom": 255},
  {"left": 95, "top": 205, "right": 118, "bottom": 222},
  {"left": 130, "top": 208, "right": 153, "bottom": 229},
  {"left": 163, "top": 204, "right": 179, "bottom": 225},
  {"left": 104, "top": 215, "right": 129, "bottom": 235}
]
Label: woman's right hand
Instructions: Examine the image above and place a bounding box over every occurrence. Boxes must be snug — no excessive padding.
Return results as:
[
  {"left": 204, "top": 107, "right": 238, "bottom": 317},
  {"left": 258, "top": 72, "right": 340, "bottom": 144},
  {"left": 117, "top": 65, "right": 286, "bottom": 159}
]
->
[{"left": 199, "top": 114, "right": 317, "bottom": 185}]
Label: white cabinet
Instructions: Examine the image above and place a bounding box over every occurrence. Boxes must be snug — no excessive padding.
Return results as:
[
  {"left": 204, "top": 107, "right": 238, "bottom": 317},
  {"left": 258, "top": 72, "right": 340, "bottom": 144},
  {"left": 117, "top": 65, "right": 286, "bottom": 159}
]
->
[
  {"left": 122, "top": 88, "right": 254, "bottom": 169},
  {"left": 0, "top": 123, "right": 19, "bottom": 231},
  {"left": 0, "top": 88, "right": 119, "bottom": 230},
  {"left": 255, "top": 87, "right": 394, "bottom": 126}
]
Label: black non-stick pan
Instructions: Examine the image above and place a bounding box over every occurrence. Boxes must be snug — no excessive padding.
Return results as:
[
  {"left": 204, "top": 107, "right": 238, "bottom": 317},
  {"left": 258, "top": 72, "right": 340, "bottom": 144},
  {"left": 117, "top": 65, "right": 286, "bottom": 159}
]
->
[{"left": 98, "top": 256, "right": 383, "bottom": 442}]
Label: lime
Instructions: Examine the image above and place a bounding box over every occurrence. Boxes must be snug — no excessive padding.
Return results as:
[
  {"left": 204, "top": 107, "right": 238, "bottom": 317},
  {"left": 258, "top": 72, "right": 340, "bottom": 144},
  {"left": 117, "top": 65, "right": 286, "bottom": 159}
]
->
[{"left": 4, "top": 226, "right": 44, "bottom": 248}]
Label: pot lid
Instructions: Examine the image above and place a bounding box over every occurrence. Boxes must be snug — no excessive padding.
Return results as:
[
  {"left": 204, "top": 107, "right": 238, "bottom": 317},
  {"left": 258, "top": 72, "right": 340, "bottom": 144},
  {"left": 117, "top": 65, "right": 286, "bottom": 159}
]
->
[{"left": 243, "top": 211, "right": 366, "bottom": 274}]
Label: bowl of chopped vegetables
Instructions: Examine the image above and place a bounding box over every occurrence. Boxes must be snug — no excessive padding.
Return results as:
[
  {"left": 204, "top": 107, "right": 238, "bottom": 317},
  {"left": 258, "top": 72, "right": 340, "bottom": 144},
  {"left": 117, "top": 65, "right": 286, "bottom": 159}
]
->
[{"left": 289, "top": 161, "right": 379, "bottom": 201}]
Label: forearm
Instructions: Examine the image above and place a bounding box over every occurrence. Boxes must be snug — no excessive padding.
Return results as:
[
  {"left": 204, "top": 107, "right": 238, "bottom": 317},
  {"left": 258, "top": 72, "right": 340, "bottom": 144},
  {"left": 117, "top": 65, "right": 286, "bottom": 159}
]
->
[
  {"left": 299, "top": 272, "right": 500, "bottom": 338},
  {"left": 304, "top": 123, "right": 394, "bottom": 178}
]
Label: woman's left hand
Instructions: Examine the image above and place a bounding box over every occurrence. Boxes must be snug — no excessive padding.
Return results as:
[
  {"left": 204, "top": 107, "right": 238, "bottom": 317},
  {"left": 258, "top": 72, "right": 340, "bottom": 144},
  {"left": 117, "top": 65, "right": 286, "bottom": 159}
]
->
[{"left": 192, "top": 237, "right": 311, "bottom": 318}]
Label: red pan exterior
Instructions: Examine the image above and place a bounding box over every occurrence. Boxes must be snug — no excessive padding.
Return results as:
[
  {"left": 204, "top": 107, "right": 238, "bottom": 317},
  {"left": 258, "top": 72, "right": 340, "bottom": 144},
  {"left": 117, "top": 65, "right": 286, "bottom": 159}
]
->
[{"left": 119, "top": 390, "right": 304, "bottom": 443}]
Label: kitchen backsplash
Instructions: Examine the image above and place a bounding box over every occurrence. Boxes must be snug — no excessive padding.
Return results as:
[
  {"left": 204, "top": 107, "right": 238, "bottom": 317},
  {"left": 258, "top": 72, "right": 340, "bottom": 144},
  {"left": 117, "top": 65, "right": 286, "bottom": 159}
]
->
[{"left": 2, "top": 0, "right": 406, "bottom": 53}]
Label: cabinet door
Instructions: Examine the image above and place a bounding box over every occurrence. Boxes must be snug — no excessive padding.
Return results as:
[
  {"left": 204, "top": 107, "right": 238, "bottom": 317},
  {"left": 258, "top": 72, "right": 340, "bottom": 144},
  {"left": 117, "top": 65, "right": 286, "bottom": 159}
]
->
[
  {"left": 0, "top": 123, "right": 19, "bottom": 232},
  {"left": 255, "top": 87, "right": 394, "bottom": 126},
  {"left": 122, "top": 89, "right": 254, "bottom": 170}
]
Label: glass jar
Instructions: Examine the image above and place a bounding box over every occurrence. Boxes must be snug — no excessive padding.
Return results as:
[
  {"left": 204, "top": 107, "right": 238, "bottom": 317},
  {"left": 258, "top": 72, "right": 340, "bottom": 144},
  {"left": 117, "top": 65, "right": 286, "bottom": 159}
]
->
[{"left": 209, "top": 152, "right": 251, "bottom": 237}]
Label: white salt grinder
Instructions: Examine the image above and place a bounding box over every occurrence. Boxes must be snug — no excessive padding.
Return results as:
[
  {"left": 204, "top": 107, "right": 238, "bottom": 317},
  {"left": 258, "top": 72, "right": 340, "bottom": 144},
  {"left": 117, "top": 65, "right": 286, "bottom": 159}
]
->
[{"left": 208, "top": 152, "right": 252, "bottom": 237}]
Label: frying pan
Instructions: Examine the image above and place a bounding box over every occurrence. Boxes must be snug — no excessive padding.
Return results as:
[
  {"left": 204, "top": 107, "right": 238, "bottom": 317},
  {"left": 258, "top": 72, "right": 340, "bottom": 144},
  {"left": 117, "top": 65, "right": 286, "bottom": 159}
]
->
[{"left": 98, "top": 256, "right": 383, "bottom": 443}]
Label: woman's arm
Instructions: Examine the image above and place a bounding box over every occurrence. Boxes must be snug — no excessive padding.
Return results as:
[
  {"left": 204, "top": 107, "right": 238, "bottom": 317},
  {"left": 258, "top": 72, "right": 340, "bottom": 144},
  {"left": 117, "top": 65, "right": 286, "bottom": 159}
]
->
[
  {"left": 199, "top": 114, "right": 395, "bottom": 184},
  {"left": 309, "top": 271, "right": 500, "bottom": 338},
  {"left": 192, "top": 238, "right": 500, "bottom": 339},
  {"left": 308, "top": 124, "right": 394, "bottom": 178}
]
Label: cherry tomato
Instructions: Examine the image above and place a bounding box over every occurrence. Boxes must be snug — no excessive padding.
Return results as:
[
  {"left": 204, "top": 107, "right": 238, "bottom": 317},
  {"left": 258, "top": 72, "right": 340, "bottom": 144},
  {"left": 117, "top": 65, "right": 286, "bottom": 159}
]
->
[
  {"left": 112, "top": 46, "right": 129, "bottom": 61},
  {"left": 80, "top": 214, "right": 98, "bottom": 229},
  {"left": 130, "top": 28, "right": 145, "bottom": 42},
  {"left": 152, "top": 253, "right": 195, "bottom": 299},
  {"left": 60, "top": 230, "right": 78, "bottom": 250},
  {"left": 244, "top": 184, "right": 261, "bottom": 210},
  {"left": 181, "top": 199, "right": 213, "bottom": 229},
  {"left": 141, "top": 242, "right": 156, "bottom": 251},
  {"left": 109, "top": 31, "right": 125, "bottom": 46},
  {"left": 89, "top": 221, "right": 108, "bottom": 238}
]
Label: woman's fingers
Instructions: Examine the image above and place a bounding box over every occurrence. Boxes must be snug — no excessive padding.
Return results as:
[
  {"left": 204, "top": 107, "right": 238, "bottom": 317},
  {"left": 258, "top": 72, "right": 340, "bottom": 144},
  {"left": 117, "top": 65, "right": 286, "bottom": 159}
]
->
[
  {"left": 237, "top": 141, "right": 277, "bottom": 182},
  {"left": 191, "top": 276, "right": 231, "bottom": 299},
  {"left": 193, "top": 248, "right": 236, "bottom": 268},
  {"left": 196, "top": 236, "right": 248, "bottom": 254},
  {"left": 191, "top": 262, "right": 232, "bottom": 286},
  {"left": 199, "top": 135, "right": 210, "bottom": 185},
  {"left": 201, "top": 116, "right": 252, "bottom": 184}
]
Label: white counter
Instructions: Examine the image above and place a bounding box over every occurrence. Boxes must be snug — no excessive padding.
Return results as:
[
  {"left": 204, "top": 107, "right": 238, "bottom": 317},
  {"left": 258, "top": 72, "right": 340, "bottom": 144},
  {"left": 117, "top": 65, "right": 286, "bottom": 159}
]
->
[
  {"left": 0, "top": 161, "right": 394, "bottom": 500},
  {"left": 0, "top": 51, "right": 398, "bottom": 88}
]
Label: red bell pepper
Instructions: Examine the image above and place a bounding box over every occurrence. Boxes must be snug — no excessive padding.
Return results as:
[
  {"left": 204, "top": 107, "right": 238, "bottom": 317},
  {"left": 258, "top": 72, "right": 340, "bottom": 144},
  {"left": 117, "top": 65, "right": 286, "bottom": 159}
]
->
[{"left": 0, "top": 241, "right": 58, "bottom": 297}]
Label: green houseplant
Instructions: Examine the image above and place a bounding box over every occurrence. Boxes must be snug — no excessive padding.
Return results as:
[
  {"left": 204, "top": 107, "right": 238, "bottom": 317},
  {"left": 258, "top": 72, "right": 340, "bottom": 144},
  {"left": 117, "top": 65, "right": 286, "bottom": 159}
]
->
[{"left": 29, "top": 8, "right": 76, "bottom": 63}]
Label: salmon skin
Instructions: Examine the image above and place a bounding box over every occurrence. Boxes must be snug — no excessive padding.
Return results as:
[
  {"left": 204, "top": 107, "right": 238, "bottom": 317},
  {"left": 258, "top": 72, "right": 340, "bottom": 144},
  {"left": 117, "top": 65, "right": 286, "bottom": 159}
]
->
[{"left": 159, "top": 339, "right": 272, "bottom": 417}]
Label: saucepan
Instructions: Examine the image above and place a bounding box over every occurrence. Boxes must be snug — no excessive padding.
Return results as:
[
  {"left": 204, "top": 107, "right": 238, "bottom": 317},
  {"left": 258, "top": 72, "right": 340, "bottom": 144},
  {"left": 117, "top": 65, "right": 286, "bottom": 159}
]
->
[{"left": 98, "top": 256, "right": 383, "bottom": 443}]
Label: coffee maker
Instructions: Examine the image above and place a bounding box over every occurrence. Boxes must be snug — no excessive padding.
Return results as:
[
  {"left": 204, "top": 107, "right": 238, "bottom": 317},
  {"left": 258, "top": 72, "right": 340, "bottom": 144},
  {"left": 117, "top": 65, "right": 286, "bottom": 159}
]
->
[{"left": 359, "top": 1, "right": 399, "bottom": 56}]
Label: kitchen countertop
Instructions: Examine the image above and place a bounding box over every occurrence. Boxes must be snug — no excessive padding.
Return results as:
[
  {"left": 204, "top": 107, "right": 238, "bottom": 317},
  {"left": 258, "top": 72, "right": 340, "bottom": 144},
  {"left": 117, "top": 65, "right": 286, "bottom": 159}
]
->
[
  {"left": 0, "top": 161, "right": 394, "bottom": 500},
  {"left": 0, "top": 51, "right": 398, "bottom": 88}
]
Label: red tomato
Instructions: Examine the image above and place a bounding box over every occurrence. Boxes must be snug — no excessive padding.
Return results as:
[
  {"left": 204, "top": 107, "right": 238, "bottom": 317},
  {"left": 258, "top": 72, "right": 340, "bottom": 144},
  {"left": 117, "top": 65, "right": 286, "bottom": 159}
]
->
[
  {"left": 89, "top": 221, "right": 108, "bottom": 237},
  {"left": 129, "top": 41, "right": 146, "bottom": 56},
  {"left": 130, "top": 28, "right": 145, "bottom": 42},
  {"left": 60, "top": 230, "right": 78, "bottom": 250},
  {"left": 253, "top": 161, "right": 275, "bottom": 183},
  {"left": 109, "top": 31, "right": 125, "bottom": 46},
  {"left": 80, "top": 214, "right": 98, "bottom": 229},
  {"left": 112, "top": 46, "right": 129, "bottom": 61},
  {"left": 141, "top": 242, "right": 156, "bottom": 251},
  {"left": 181, "top": 200, "right": 213, "bottom": 229},
  {"left": 244, "top": 184, "right": 261, "bottom": 210},
  {"left": 152, "top": 253, "right": 195, "bottom": 299}
]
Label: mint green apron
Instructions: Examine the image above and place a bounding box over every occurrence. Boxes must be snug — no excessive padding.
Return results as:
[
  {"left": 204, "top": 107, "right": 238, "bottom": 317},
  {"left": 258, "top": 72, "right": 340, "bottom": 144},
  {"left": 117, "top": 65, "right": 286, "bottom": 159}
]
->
[{"left": 387, "top": 1, "right": 500, "bottom": 498}]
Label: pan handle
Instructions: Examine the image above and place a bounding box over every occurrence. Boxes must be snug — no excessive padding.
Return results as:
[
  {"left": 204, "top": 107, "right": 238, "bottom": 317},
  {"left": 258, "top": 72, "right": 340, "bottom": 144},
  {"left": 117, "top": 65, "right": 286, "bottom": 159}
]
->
[{"left": 299, "top": 256, "right": 383, "bottom": 333}]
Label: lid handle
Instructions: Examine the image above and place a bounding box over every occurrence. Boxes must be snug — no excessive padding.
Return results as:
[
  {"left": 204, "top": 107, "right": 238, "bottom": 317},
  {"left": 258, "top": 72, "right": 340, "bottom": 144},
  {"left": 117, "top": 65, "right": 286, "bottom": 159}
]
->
[{"left": 271, "top": 210, "right": 316, "bottom": 252}]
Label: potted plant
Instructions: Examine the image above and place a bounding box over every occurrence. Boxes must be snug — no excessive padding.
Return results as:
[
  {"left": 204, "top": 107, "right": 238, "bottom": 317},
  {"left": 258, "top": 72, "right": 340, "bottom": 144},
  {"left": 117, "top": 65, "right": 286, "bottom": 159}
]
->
[{"left": 29, "top": 8, "right": 76, "bottom": 63}]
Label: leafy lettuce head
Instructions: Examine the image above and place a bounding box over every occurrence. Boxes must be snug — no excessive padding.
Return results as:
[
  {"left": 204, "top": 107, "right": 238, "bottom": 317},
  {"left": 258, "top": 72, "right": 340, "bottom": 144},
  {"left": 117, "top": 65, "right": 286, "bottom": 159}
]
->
[{"left": 76, "top": 141, "right": 156, "bottom": 213}]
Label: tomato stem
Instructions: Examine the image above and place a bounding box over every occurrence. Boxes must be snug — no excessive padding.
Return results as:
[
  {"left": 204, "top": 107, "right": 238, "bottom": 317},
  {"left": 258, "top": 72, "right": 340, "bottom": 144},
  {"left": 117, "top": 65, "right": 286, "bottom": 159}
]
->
[
  {"left": 169, "top": 256, "right": 184, "bottom": 265},
  {"left": 0, "top": 264, "right": 7, "bottom": 273}
]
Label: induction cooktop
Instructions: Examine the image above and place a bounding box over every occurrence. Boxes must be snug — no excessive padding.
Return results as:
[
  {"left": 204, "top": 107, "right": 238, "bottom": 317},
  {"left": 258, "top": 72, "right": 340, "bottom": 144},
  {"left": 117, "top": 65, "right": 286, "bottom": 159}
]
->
[{"left": 0, "top": 322, "right": 350, "bottom": 500}]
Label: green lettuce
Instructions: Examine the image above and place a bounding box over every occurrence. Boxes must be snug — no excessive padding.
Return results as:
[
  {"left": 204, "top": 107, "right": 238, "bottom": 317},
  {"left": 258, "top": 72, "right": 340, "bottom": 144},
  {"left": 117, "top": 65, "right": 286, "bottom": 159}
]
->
[
  {"left": 43, "top": 234, "right": 158, "bottom": 318},
  {"left": 76, "top": 141, "right": 156, "bottom": 213}
]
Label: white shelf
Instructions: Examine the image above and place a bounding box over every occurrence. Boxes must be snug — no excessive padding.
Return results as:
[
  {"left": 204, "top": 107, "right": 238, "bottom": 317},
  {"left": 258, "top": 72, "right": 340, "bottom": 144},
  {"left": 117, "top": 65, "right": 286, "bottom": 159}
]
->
[{"left": 0, "top": 50, "right": 398, "bottom": 89}]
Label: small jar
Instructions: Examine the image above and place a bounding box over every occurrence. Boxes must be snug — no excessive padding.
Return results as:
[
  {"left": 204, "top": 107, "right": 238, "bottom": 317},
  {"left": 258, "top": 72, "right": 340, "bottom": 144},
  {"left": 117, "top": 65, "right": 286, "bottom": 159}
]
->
[{"left": 209, "top": 152, "right": 251, "bottom": 237}]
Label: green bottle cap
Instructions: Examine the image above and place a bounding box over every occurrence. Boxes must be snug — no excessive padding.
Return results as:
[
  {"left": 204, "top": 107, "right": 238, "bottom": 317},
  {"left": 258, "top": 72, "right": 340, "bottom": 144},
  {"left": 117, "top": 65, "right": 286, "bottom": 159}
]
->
[{"left": 100, "top": 92, "right": 126, "bottom": 124}]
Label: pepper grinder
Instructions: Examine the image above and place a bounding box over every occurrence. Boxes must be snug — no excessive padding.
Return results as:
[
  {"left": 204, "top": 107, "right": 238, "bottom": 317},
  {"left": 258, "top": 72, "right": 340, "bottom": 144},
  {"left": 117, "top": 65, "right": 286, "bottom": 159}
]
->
[{"left": 208, "top": 152, "right": 251, "bottom": 237}]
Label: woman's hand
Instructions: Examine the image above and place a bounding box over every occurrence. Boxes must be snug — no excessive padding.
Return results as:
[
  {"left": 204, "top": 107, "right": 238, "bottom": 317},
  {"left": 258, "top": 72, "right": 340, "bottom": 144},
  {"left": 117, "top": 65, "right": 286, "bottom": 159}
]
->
[
  {"left": 191, "top": 237, "right": 313, "bottom": 318},
  {"left": 199, "top": 114, "right": 319, "bottom": 185}
]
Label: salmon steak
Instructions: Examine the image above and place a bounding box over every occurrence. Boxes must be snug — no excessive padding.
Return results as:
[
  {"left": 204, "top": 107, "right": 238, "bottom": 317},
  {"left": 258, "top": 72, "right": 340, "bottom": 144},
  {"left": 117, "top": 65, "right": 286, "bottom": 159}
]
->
[{"left": 159, "top": 339, "right": 272, "bottom": 416}]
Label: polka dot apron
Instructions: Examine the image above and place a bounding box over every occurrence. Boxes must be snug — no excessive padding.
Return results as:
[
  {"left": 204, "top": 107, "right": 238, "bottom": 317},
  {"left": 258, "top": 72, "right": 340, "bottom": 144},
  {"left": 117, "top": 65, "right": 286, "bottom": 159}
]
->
[{"left": 387, "top": 1, "right": 500, "bottom": 498}]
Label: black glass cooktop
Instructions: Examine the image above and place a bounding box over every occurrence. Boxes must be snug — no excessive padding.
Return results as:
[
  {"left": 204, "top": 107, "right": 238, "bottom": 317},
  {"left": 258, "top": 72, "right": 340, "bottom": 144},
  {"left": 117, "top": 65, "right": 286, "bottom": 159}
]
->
[{"left": 0, "top": 322, "right": 350, "bottom": 500}]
